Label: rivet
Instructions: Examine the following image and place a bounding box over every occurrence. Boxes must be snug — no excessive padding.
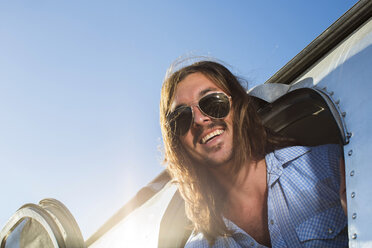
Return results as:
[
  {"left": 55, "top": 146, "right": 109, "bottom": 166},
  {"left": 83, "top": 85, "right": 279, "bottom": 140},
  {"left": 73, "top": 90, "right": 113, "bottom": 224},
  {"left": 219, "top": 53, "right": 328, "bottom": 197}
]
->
[
  {"left": 352, "top": 213, "right": 357, "bottom": 219},
  {"left": 350, "top": 170, "right": 355, "bottom": 176},
  {"left": 270, "top": 219, "right": 274, "bottom": 225},
  {"left": 352, "top": 233, "right": 357, "bottom": 239},
  {"left": 347, "top": 132, "right": 353, "bottom": 138},
  {"left": 351, "top": 192, "right": 356, "bottom": 198},
  {"left": 348, "top": 150, "right": 353, "bottom": 156},
  {"left": 342, "top": 112, "right": 346, "bottom": 117},
  {"left": 335, "top": 100, "right": 340, "bottom": 104},
  {"left": 328, "top": 228, "right": 334, "bottom": 234}
]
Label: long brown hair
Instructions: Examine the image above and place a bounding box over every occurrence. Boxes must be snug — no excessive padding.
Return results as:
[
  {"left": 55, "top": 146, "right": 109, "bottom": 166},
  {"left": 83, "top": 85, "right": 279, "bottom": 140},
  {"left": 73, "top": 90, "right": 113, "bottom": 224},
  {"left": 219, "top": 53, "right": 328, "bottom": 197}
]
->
[{"left": 160, "top": 60, "right": 293, "bottom": 244}]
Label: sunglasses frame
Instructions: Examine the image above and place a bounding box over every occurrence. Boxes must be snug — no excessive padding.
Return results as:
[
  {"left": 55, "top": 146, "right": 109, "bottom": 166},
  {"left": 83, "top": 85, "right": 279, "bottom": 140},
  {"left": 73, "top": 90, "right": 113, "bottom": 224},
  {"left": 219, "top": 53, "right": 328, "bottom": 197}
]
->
[{"left": 167, "top": 91, "right": 232, "bottom": 136}]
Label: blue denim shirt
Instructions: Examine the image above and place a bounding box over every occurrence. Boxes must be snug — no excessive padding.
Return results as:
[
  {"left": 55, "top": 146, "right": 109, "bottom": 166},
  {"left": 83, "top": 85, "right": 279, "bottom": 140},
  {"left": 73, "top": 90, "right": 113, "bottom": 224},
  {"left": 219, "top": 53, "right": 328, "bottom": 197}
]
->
[{"left": 185, "top": 145, "right": 348, "bottom": 248}]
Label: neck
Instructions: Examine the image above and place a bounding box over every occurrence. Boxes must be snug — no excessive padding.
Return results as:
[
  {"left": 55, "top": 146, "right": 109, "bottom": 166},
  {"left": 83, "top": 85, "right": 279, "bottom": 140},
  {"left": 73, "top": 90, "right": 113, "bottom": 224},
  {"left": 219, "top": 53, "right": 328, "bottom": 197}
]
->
[
  {"left": 210, "top": 158, "right": 267, "bottom": 208},
  {"left": 213, "top": 158, "right": 266, "bottom": 186},
  {"left": 211, "top": 158, "right": 271, "bottom": 247}
]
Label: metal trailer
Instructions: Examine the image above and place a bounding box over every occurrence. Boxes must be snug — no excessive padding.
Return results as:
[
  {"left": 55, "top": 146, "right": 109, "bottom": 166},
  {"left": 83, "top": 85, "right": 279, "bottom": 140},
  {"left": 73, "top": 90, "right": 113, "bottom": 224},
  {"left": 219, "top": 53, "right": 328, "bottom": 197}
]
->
[{"left": 1, "top": 1, "right": 371, "bottom": 247}]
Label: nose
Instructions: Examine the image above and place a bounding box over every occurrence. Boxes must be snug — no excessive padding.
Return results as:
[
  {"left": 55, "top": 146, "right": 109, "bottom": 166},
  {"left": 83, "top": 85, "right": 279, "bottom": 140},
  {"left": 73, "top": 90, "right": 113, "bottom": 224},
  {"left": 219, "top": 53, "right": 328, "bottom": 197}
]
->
[{"left": 192, "top": 106, "right": 211, "bottom": 127}]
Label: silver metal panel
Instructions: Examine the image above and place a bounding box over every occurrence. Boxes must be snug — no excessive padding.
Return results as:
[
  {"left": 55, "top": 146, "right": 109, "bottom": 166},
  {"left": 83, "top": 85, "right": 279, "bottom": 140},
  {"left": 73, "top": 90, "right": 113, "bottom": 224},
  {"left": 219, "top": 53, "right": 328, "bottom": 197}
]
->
[
  {"left": 0, "top": 206, "right": 61, "bottom": 248},
  {"left": 0, "top": 199, "right": 85, "bottom": 248},
  {"left": 248, "top": 83, "right": 290, "bottom": 103},
  {"left": 292, "top": 18, "right": 372, "bottom": 248}
]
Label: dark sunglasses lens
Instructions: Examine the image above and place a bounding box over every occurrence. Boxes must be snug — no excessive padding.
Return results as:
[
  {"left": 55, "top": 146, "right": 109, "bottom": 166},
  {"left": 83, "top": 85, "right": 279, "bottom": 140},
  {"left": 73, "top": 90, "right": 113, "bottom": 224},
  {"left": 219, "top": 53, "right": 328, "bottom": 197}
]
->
[
  {"left": 168, "top": 107, "right": 192, "bottom": 136},
  {"left": 199, "top": 93, "right": 230, "bottom": 118}
]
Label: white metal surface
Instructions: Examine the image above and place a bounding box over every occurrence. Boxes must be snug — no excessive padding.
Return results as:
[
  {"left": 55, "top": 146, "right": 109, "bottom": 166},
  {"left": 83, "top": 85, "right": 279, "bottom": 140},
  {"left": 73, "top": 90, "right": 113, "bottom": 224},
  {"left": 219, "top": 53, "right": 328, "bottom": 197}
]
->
[{"left": 291, "top": 17, "right": 372, "bottom": 248}]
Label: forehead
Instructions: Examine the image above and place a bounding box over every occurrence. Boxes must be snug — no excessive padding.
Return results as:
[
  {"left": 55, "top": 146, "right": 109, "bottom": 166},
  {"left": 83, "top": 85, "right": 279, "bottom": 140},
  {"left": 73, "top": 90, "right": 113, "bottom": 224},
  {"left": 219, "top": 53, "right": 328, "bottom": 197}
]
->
[{"left": 171, "top": 72, "right": 223, "bottom": 110}]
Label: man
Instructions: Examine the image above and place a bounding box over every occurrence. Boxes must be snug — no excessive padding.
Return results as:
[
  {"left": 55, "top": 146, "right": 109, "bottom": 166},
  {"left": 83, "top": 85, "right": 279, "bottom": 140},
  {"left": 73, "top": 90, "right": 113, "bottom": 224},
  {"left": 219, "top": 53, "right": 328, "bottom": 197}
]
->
[{"left": 159, "top": 60, "right": 347, "bottom": 247}]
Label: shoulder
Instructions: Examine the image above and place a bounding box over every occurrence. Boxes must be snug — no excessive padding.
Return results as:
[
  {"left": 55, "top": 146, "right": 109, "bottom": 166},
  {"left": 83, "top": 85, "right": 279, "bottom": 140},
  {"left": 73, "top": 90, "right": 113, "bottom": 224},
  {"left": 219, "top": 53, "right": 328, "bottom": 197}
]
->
[
  {"left": 272, "top": 144, "right": 342, "bottom": 164},
  {"left": 309, "top": 144, "right": 342, "bottom": 158},
  {"left": 297, "top": 144, "right": 343, "bottom": 172},
  {"left": 274, "top": 144, "right": 343, "bottom": 186},
  {"left": 267, "top": 144, "right": 343, "bottom": 181}
]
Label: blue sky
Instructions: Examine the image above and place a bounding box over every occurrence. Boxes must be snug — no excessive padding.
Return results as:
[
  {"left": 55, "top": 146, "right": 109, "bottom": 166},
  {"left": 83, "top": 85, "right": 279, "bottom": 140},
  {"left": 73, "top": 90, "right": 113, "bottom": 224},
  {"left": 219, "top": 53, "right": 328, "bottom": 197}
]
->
[{"left": 0, "top": 0, "right": 358, "bottom": 239}]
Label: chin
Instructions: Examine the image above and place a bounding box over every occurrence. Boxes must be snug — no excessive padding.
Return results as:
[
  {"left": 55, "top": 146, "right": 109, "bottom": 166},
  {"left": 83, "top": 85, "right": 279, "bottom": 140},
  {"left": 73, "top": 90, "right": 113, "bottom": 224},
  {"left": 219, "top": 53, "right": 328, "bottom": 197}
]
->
[{"left": 204, "top": 152, "right": 234, "bottom": 168}]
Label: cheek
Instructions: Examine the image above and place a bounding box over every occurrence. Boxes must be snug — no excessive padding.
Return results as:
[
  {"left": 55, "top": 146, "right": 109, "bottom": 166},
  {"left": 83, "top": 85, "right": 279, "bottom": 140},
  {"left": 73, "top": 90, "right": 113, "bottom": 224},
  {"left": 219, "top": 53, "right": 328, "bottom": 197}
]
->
[
  {"left": 180, "top": 133, "right": 194, "bottom": 149},
  {"left": 225, "top": 112, "right": 234, "bottom": 132},
  {"left": 179, "top": 134, "right": 200, "bottom": 161}
]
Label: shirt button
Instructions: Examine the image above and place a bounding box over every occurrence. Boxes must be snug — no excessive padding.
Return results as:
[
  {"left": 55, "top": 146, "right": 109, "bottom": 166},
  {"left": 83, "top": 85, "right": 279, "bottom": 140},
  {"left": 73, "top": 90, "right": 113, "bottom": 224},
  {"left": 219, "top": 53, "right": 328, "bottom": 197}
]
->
[
  {"left": 328, "top": 228, "right": 334, "bottom": 234},
  {"left": 250, "top": 241, "right": 255, "bottom": 247},
  {"left": 270, "top": 219, "right": 274, "bottom": 225}
]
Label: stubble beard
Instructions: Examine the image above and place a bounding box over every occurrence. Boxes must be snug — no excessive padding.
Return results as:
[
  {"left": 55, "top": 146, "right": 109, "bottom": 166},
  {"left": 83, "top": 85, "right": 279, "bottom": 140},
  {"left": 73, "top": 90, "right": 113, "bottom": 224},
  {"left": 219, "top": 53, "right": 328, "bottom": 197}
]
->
[
  {"left": 187, "top": 136, "right": 235, "bottom": 170},
  {"left": 205, "top": 145, "right": 234, "bottom": 169}
]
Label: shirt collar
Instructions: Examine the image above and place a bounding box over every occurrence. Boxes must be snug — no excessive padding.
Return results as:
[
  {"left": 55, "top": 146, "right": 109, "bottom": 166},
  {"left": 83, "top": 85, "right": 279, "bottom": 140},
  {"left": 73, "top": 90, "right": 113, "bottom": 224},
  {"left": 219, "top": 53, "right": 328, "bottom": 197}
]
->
[
  {"left": 265, "top": 146, "right": 311, "bottom": 186},
  {"left": 223, "top": 217, "right": 242, "bottom": 232},
  {"left": 223, "top": 217, "right": 263, "bottom": 246}
]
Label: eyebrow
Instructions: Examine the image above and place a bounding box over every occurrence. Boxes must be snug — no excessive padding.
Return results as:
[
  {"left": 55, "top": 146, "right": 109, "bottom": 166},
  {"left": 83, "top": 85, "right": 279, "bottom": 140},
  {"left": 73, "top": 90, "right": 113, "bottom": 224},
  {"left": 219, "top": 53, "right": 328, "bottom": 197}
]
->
[
  {"left": 198, "top": 87, "right": 218, "bottom": 98},
  {"left": 173, "top": 87, "right": 219, "bottom": 110}
]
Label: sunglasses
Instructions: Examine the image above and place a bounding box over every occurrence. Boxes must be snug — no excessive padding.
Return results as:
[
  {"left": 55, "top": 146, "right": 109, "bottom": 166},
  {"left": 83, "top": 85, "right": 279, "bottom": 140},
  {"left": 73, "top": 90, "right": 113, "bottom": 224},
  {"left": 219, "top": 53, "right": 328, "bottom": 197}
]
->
[{"left": 167, "top": 92, "right": 231, "bottom": 136}]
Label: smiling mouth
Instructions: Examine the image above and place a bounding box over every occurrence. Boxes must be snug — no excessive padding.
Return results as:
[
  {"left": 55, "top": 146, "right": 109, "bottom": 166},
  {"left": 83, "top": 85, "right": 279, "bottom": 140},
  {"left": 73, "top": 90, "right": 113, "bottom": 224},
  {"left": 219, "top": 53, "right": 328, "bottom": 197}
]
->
[{"left": 201, "top": 129, "right": 224, "bottom": 144}]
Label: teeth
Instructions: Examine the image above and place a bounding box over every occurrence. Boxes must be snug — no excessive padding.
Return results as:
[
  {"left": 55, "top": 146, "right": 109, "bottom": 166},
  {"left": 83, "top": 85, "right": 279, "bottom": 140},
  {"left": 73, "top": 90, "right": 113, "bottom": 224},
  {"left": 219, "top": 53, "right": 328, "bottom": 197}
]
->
[{"left": 201, "top": 130, "right": 224, "bottom": 144}]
